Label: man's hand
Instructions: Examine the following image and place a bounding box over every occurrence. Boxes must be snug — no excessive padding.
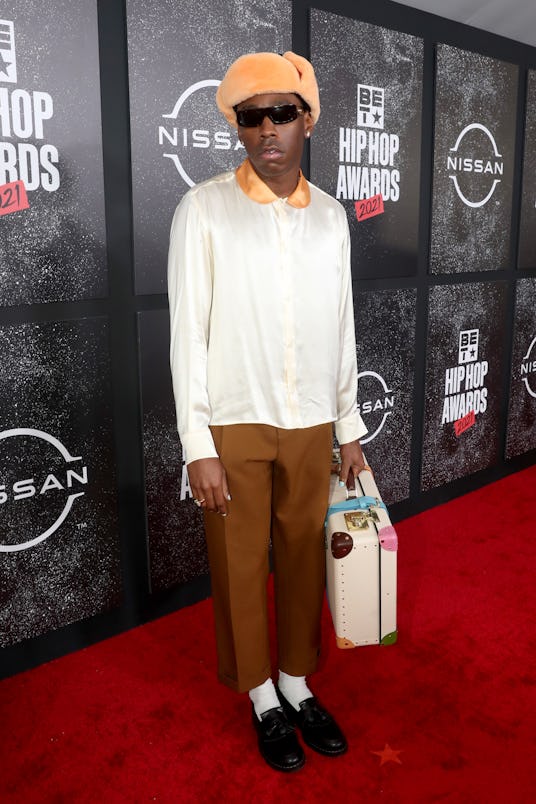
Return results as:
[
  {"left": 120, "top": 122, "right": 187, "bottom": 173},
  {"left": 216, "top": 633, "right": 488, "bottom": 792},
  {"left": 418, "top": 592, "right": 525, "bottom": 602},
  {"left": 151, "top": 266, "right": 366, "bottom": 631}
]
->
[
  {"left": 339, "top": 440, "right": 366, "bottom": 490},
  {"left": 187, "top": 457, "right": 231, "bottom": 516}
]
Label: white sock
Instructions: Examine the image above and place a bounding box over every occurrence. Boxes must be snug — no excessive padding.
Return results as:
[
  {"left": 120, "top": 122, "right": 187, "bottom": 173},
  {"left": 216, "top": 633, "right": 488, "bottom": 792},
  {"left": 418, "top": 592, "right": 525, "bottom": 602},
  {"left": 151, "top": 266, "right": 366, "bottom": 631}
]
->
[
  {"left": 278, "top": 670, "right": 314, "bottom": 712},
  {"left": 249, "top": 677, "right": 280, "bottom": 721}
]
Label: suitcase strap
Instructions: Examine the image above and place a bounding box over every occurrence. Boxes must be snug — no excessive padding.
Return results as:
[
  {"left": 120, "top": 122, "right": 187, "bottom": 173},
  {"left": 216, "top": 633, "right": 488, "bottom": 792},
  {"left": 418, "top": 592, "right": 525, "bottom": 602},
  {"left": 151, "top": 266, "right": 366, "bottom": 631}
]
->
[{"left": 326, "top": 495, "right": 387, "bottom": 522}]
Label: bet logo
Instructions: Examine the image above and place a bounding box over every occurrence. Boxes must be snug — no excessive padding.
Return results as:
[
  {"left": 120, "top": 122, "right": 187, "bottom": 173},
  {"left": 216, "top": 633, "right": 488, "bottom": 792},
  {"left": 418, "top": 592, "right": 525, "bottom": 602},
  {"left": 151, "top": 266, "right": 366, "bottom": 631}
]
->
[
  {"left": 0, "top": 19, "right": 17, "bottom": 83},
  {"left": 357, "top": 84, "right": 384, "bottom": 130},
  {"left": 458, "top": 329, "right": 479, "bottom": 364}
]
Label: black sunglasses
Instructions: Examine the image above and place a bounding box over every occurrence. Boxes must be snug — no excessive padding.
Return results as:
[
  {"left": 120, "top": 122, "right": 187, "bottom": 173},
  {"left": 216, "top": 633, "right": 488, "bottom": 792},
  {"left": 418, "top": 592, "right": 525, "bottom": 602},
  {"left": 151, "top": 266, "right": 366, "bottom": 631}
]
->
[{"left": 235, "top": 103, "right": 305, "bottom": 128}]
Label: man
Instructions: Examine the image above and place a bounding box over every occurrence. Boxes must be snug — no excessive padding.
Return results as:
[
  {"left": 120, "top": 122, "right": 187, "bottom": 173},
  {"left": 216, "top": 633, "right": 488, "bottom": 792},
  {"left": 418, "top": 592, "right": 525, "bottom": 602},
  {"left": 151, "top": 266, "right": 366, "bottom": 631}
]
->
[{"left": 168, "top": 51, "right": 367, "bottom": 773}]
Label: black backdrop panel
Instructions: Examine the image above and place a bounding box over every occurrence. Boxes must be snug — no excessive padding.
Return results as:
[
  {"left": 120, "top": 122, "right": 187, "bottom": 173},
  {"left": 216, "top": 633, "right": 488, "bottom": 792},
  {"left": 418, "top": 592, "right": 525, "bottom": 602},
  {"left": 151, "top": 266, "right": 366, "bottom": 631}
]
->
[
  {"left": 354, "top": 289, "right": 416, "bottom": 504},
  {"left": 506, "top": 278, "right": 536, "bottom": 458},
  {"left": 0, "top": 0, "right": 106, "bottom": 306},
  {"left": 421, "top": 282, "right": 508, "bottom": 491},
  {"left": 126, "top": 0, "right": 292, "bottom": 296},
  {"left": 518, "top": 70, "right": 536, "bottom": 270},
  {"left": 0, "top": 318, "right": 120, "bottom": 647},
  {"left": 430, "top": 45, "right": 517, "bottom": 274},
  {"left": 138, "top": 310, "right": 208, "bottom": 593},
  {"left": 310, "top": 9, "right": 423, "bottom": 279}
]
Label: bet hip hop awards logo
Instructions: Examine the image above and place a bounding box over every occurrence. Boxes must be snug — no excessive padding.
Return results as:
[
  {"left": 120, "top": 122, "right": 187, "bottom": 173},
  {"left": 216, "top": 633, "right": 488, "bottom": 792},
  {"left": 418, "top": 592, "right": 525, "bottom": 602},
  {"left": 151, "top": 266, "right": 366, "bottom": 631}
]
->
[
  {"left": 337, "top": 82, "right": 400, "bottom": 203},
  {"left": 441, "top": 329, "right": 489, "bottom": 432},
  {"left": 0, "top": 428, "right": 88, "bottom": 553},
  {"left": 0, "top": 18, "right": 60, "bottom": 192}
]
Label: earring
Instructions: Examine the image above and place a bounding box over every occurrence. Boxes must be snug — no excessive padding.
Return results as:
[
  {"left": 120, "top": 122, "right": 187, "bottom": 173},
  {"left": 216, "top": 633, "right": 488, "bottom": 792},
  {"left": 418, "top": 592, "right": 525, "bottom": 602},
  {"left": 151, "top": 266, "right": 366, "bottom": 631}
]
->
[{"left": 305, "top": 131, "right": 311, "bottom": 138}]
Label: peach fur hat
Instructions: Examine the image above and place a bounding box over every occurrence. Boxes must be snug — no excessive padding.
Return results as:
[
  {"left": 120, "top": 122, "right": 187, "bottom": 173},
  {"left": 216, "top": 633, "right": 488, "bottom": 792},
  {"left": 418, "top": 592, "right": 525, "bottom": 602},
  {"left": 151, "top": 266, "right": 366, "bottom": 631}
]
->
[{"left": 216, "top": 51, "right": 320, "bottom": 128}]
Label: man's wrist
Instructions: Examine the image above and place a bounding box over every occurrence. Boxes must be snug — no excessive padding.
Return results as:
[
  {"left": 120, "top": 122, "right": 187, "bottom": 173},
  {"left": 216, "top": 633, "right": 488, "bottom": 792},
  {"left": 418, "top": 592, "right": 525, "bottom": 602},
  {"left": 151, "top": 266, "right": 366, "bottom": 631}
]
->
[
  {"left": 181, "top": 429, "right": 218, "bottom": 464},
  {"left": 335, "top": 414, "right": 367, "bottom": 445}
]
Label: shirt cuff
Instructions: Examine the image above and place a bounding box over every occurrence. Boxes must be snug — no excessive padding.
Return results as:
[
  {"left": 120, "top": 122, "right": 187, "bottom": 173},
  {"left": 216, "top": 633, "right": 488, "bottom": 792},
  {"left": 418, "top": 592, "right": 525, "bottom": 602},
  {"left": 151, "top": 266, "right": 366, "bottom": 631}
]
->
[
  {"left": 335, "top": 413, "right": 368, "bottom": 445},
  {"left": 181, "top": 429, "right": 219, "bottom": 465}
]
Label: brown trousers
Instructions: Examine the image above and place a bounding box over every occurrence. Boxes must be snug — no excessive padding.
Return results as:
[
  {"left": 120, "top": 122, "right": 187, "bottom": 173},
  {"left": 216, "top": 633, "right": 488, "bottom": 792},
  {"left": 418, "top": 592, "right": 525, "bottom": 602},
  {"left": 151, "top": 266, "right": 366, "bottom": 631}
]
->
[{"left": 204, "top": 423, "right": 333, "bottom": 693}]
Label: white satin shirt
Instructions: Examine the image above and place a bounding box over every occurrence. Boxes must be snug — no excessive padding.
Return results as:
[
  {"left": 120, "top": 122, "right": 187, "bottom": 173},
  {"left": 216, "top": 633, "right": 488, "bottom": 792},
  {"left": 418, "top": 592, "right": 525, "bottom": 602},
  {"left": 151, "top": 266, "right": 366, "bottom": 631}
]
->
[{"left": 168, "top": 159, "right": 367, "bottom": 464}]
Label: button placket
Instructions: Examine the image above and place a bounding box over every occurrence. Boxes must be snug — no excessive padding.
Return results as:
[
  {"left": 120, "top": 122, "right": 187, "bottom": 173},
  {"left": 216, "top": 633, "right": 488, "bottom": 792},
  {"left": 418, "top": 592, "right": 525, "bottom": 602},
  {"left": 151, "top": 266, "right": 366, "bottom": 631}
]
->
[{"left": 276, "top": 201, "right": 301, "bottom": 426}]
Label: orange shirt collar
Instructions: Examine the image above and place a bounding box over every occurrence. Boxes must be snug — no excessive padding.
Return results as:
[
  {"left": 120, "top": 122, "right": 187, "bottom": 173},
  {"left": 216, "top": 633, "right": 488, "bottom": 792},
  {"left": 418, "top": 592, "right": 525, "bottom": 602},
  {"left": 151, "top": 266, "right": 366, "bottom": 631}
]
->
[{"left": 235, "top": 158, "right": 311, "bottom": 208}]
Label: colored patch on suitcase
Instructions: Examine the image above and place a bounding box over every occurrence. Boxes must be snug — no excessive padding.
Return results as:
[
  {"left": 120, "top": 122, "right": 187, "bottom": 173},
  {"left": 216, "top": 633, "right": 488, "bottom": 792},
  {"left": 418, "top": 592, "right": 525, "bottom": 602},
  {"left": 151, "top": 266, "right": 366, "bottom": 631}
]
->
[
  {"left": 380, "top": 630, "right": 398, "bottom": 646},
  {"left": 336, "top": 635, "right": 357, "bottom": 649},
  {"left": 325, "top": 495, "right": 387, "bottom": 525},
  {"left": 378, "top": 525, "right": 398, "bottom": 551},
  {"left": 344, "top": 509, "right": 379, "bottom": 531},
  {"left": 331, "top": 531, "right": 353, "bottom": 558}
]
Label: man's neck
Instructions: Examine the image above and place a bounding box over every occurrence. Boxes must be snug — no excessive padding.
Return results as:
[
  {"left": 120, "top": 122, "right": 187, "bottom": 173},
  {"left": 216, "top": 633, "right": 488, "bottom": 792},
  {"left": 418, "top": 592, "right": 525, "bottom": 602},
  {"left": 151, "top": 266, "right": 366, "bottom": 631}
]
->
[
  {"left": 254, "top": 167, "right": 301, "bottom": 199},
  {"left": 236, "top": 160, "right": 311, "bottom": 208}
]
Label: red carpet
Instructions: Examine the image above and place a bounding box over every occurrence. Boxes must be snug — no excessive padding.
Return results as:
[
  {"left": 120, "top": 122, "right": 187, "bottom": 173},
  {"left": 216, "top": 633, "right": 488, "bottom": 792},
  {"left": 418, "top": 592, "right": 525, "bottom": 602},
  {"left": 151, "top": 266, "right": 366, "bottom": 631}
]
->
[{"left": 1, "top": 466, "right": 535, "bottom": 803}]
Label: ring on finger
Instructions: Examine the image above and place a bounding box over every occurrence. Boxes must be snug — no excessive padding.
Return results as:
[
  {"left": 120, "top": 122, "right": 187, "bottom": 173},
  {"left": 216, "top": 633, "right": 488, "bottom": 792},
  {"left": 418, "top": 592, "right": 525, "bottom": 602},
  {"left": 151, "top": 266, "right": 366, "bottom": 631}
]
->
[{"left": 194, "top": 498, "right": 206, "bottom": 508}]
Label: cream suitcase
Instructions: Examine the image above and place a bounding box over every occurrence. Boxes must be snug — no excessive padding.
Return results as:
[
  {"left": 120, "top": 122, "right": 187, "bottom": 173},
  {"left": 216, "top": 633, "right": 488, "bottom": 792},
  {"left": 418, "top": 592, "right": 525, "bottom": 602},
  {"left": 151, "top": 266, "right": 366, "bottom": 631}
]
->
[{"left": 325, "top": 461, "right": 398, "bottom": 649}]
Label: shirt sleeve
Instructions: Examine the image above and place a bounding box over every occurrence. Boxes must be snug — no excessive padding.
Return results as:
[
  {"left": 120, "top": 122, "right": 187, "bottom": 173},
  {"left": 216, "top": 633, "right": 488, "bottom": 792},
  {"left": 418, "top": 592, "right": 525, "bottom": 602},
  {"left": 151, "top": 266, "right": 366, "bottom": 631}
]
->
[
  {"left": 334, "top": 213, "right": 368, "bottom": 445},
  {"left": 167, "top": 191, "right": 219, "bottom": 464}
]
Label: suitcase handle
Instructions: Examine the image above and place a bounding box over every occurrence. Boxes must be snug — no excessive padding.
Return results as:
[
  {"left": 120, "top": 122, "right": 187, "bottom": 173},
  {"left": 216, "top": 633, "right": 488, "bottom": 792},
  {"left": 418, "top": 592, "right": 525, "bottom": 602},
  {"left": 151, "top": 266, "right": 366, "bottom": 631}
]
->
[
  {"left": 331, "top": 448, "right": 374, "bottom": 483},
  {"left": 345, "top": 465, "right": 374, "bottom": 499}
]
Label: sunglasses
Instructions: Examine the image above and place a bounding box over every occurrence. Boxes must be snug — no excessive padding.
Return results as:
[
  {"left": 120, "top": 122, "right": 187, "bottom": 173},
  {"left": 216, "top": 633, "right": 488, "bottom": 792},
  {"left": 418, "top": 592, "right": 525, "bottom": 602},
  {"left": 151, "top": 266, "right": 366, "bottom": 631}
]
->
[{"left": 235, "top": 103, "right": 305, "bottom": 128}]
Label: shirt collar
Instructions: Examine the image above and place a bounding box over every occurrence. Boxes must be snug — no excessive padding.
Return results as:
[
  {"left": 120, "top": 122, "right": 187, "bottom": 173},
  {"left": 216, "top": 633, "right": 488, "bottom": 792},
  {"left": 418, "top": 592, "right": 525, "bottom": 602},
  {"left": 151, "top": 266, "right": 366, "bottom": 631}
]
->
[{"left": 235, "top": 158, "right": 311, "bottom": 208}]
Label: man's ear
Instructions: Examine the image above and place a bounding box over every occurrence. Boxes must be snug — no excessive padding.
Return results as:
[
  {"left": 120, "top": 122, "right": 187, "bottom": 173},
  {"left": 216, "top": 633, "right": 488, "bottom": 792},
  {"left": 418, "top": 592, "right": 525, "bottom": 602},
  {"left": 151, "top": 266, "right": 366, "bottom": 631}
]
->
[{"left": 304, "top": 111, "right": 314, "bottom": 139}]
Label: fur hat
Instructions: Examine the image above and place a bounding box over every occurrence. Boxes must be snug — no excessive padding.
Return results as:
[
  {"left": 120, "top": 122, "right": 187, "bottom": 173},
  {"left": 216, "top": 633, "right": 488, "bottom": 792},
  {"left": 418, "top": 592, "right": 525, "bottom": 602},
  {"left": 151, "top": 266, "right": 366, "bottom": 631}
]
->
[{"left": 216, "top": 51, "right": 320, "bottom": 128}]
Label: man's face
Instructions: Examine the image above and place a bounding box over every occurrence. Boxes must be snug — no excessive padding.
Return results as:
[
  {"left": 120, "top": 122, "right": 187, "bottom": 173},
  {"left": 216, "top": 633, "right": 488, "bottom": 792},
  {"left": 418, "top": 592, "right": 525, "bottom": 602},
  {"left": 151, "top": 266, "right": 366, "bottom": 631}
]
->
[{"left": 236, "top": 92, "right": 313, "bottom": 190}]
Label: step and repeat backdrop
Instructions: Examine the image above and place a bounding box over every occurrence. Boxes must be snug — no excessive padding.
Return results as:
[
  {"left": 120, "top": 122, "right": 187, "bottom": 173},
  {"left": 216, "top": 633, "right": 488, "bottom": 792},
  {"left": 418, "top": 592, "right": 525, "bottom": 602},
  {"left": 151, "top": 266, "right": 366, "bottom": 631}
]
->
[
  {"left": 0, "top": 0, "right": 119, "bottom": 651},
  {"left": 1, "top": 0, "right": 535, "bottom": 663}
]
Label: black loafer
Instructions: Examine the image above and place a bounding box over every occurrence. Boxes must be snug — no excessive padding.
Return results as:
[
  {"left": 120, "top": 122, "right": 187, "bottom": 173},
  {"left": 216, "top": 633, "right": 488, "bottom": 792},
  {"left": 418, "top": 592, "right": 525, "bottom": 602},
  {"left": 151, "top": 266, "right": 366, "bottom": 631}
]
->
[
  {"left": 277, "top": 689, "right": 348, "bottom": 756},
  {"left": 252, "top": 705, "right": 305, "bottom": 772}
]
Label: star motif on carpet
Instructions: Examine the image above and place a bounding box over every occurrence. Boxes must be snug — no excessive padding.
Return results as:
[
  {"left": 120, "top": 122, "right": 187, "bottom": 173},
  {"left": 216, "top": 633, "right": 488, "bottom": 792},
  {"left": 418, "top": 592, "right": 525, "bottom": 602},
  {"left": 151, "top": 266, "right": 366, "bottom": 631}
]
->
[{"left": 371, "top": 743, "right": 403, "bottom": 765}]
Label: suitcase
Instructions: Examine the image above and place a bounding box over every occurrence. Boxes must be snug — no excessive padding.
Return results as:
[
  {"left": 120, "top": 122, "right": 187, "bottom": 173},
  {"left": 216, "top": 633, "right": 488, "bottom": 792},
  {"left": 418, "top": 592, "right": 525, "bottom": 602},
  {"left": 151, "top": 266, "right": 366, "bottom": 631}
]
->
[{"left": 325, "top": 456, "right": 398, "bottom": 649}]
